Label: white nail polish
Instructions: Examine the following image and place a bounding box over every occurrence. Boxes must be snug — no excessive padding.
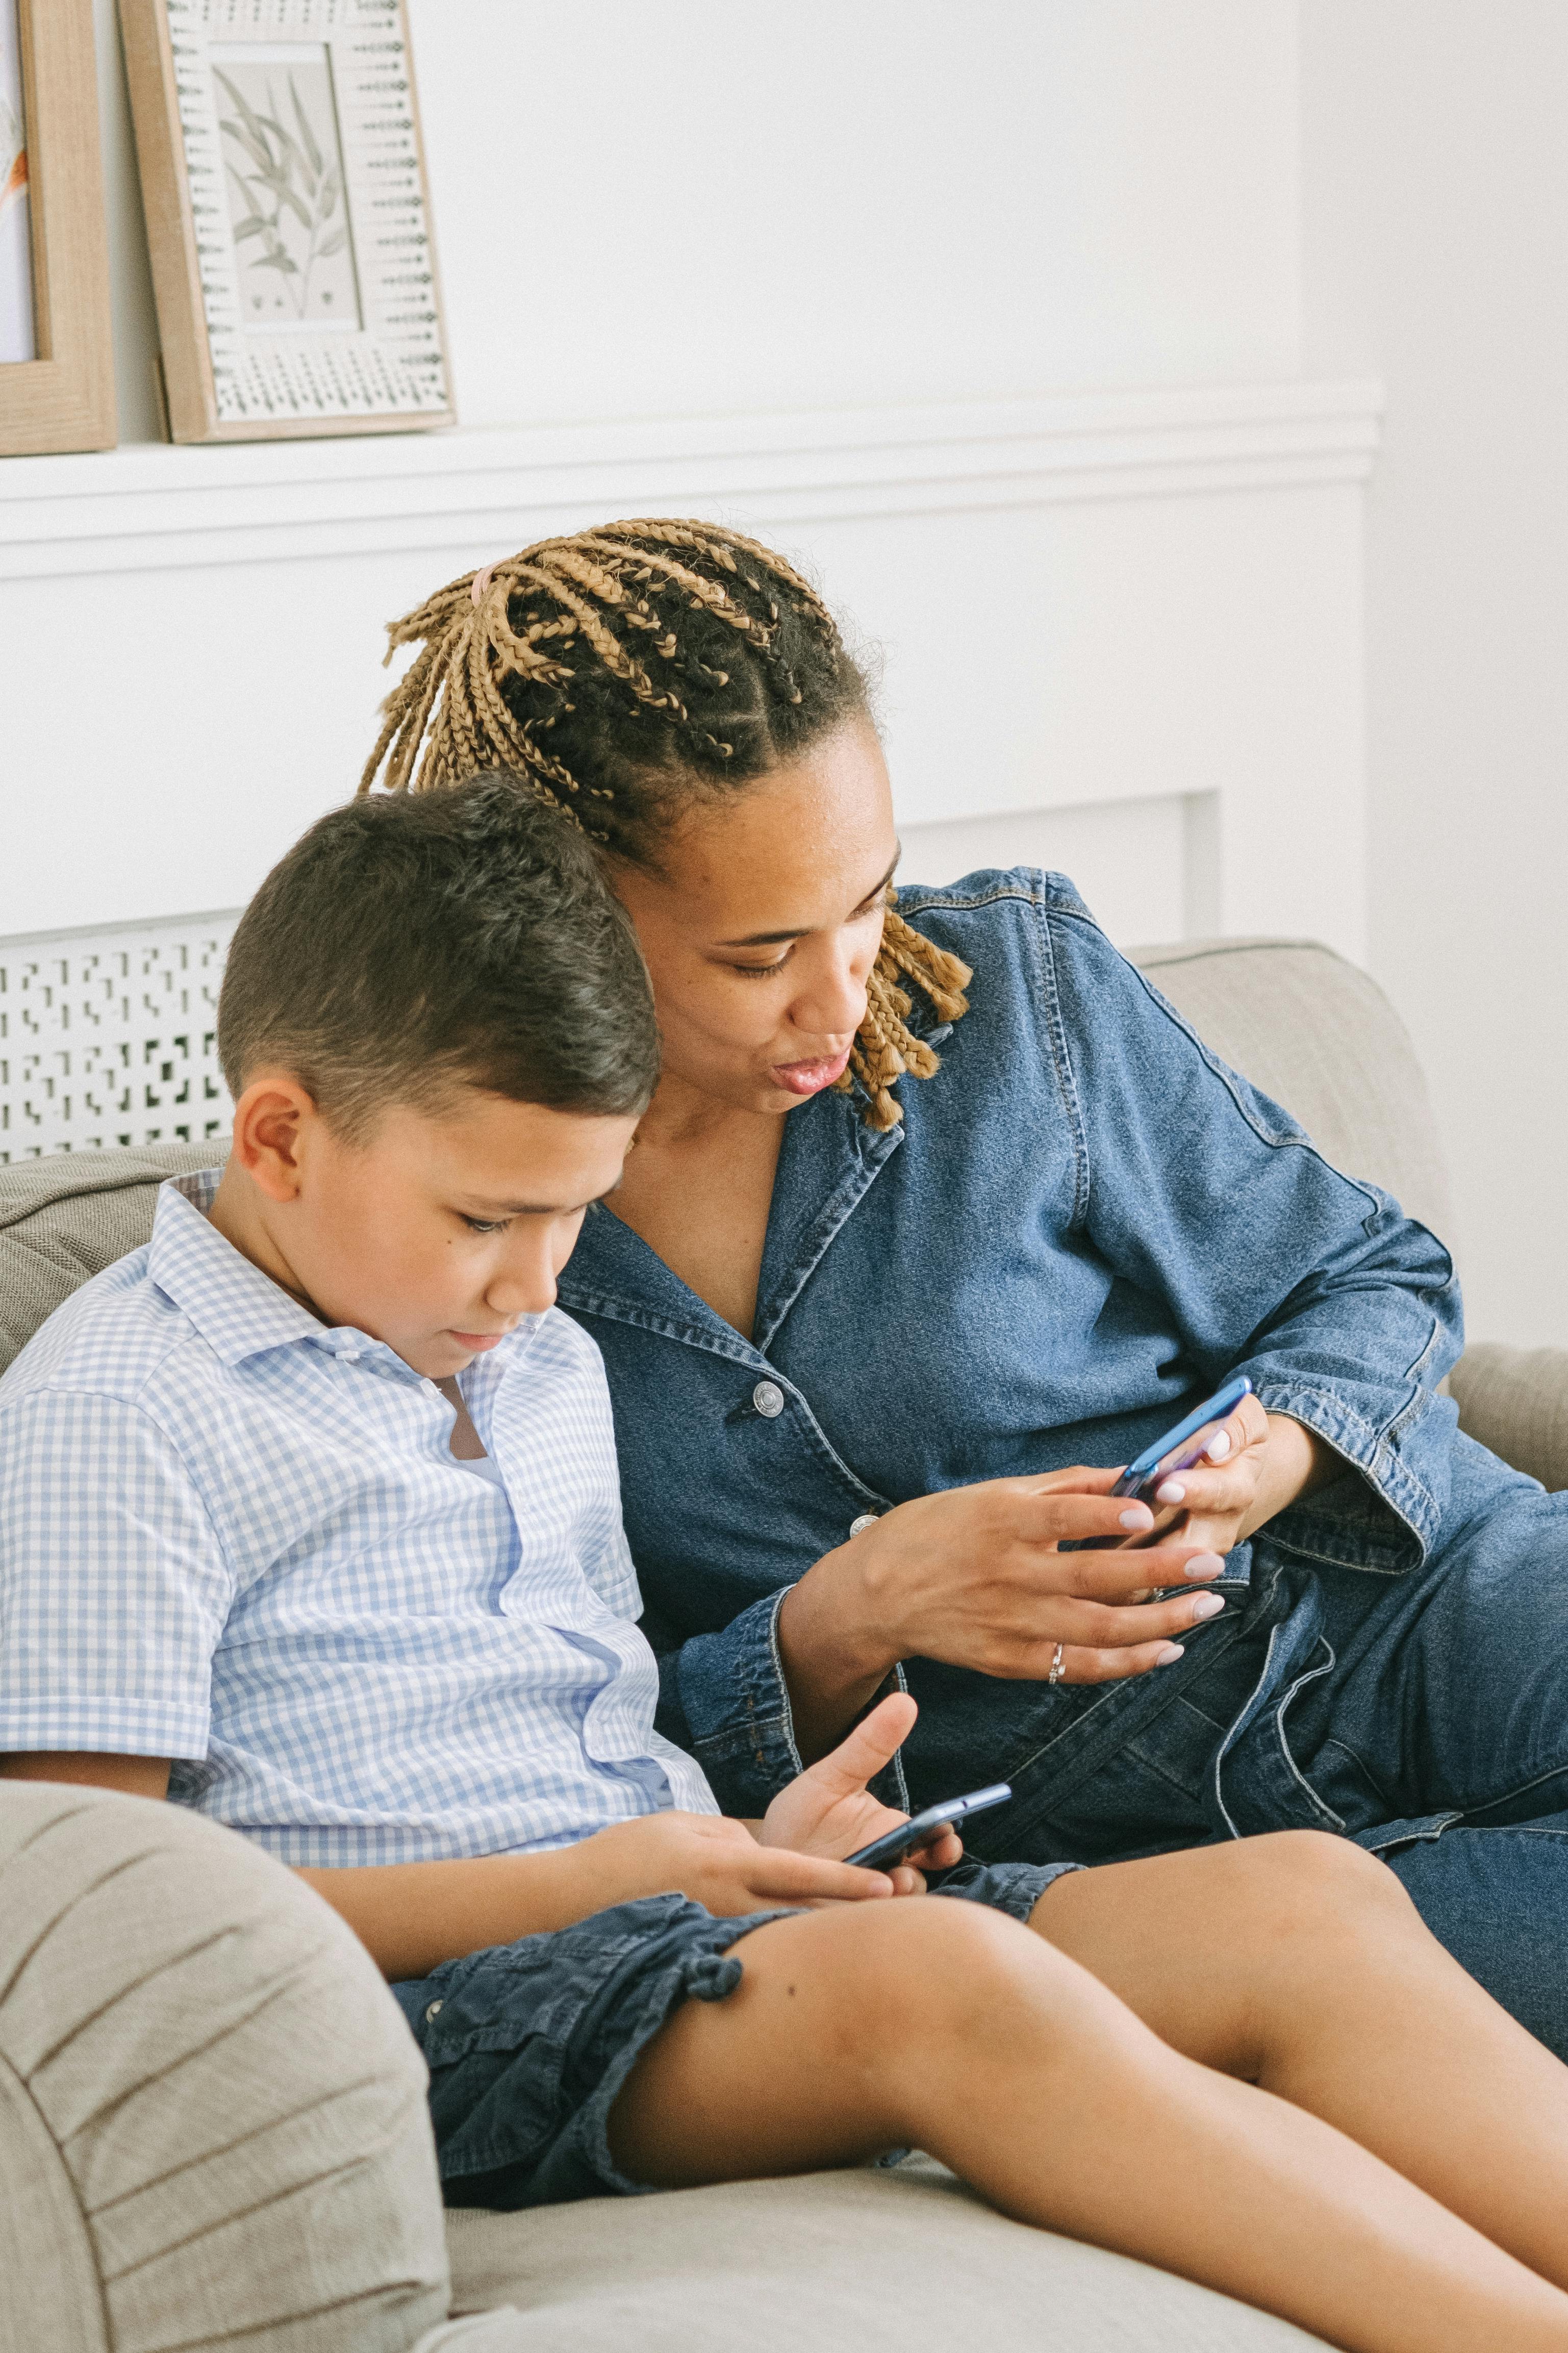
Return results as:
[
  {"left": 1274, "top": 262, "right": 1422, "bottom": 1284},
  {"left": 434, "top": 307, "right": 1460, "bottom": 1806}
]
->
[
  {"left": 1119, "top": 1507, "right": 1151, "bottom": 1530},
  {"left": 1207, "top": 1431, "right": 1232, "bottom": 1461},
  {"left": 1156, "top": 1480, "right": 1186, "bottom": 1504},
  {"left": 1190, "top": 1593, "right": 1225, "bottom": 1620}
]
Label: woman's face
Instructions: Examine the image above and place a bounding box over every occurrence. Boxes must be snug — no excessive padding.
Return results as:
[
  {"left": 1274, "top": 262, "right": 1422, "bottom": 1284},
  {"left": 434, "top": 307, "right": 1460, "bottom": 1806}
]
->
[{"left": 612, "top": 719, "right": 899, "bottom": 1118}]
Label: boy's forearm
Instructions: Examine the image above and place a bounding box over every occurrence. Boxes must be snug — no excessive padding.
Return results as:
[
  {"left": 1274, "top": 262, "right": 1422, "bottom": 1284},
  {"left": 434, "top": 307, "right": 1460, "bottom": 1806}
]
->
[{"left": 296, "top": 1846, "right": 604, "bottom": 1979}]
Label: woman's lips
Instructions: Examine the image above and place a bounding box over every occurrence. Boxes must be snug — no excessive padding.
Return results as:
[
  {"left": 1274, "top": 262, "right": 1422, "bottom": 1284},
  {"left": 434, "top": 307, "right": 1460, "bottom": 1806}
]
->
[{"left": 770, "top": 1047, "right": 852, "bottom": 1097}]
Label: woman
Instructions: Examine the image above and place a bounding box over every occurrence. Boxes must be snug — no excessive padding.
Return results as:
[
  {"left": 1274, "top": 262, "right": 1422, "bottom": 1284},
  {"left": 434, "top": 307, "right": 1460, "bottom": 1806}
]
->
[{"left": 364, "top": 519, "right": 1568, "bottom": 2064}]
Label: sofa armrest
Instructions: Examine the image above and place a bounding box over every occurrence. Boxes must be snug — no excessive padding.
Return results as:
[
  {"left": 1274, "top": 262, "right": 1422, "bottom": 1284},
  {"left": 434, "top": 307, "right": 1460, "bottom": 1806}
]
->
[
  {"left": 0, "top": 1781, "right": 450, "bottom": 2353},
  {"left": 1449, "top": 1344, "right": 1568, "bottom": 1493}
]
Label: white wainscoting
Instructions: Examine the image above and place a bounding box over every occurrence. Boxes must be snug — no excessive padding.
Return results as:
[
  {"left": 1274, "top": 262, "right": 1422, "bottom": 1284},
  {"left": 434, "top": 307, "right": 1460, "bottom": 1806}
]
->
[
  {"left": 0, "top": 379, "right": 1380, "bottom": 962},
  {"left": 0, "top": 914, "right": 235, "bottom": 1162}
]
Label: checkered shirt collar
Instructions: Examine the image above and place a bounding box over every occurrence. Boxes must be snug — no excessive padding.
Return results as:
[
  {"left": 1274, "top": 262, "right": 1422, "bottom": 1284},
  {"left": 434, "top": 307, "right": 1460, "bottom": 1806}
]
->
[{"left": 149, "top": 1169, "right": 394, "bottom": 1371}]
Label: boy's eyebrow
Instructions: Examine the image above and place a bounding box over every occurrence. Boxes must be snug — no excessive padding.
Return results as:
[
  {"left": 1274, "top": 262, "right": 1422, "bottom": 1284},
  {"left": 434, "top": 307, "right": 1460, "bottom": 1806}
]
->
[
  {"left": 715, "top": 850, "right": 901, "bottom": 947},
  {"left": 457, "top": 1176, "right": 623, "bottom": 1217}
]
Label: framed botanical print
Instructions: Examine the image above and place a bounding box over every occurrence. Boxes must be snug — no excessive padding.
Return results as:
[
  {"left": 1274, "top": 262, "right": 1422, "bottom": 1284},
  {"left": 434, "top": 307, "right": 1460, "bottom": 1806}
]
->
[
  {"left": 118, "top": 0, "right": 453, "bottom": 444},
  {"left": 0, "top": 0, "right": 116, "bottom": 455}
]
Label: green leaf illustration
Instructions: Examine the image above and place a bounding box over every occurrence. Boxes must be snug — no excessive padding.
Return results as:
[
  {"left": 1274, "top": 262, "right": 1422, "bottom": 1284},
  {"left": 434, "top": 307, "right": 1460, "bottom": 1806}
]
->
[
  {"left": 290, "top": 77, "right": 325, "bottom": 180},
  {"left": 260, "top": 112, "right": 316, "bottom": 197},
  {"left": 254, "top": 250, "right": 299, "bottom": 275},
  {"left": 318, "top": 226, "right": 347, "bottom": 257},
  {"left": 219, "top": 112, "right": 273, "bottom": 178}
]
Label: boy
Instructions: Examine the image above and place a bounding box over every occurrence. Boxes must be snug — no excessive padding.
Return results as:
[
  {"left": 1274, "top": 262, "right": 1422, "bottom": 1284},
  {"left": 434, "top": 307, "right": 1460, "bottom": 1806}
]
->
[{"left": 1, "top": 780, "right": 1563, "bottom": 2353}]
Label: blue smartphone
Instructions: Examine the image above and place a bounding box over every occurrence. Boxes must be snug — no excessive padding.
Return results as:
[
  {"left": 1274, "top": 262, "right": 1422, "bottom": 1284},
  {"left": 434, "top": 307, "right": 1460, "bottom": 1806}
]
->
[
  {"left": 845, "top": 1783, "right": 1012, "bottom": 1873},
  {"left": 1112, "top": 1373, "right": 1254, "bottom": 1506}
]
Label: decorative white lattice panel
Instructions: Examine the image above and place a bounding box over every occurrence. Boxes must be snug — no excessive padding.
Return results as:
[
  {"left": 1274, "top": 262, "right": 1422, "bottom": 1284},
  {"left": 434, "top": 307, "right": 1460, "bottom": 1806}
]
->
[{"left": 0, "top": 915, "right": 241, "bottom": 1162}]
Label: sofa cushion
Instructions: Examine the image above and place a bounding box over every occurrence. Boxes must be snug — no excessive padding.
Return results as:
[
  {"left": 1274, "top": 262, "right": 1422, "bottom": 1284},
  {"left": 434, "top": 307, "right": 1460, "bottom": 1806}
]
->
[
  {"left": 441, "top": 2156, "right": 1331, "bottom": 2350},
  {"left": 0, "top": 1780, "right": 449, "bottom": 2353},
  {"left": 1133, "top": 938, "right": 1454, "bottom": 1246},
  {"left": 0, "top": 1143, "right": 219, "bottom": 1373}
]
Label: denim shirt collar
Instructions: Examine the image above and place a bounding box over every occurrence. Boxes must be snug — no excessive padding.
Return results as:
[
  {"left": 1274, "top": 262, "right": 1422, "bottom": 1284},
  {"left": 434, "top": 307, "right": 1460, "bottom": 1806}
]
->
[{"left": 557, "top": 1081, "right": 905, "bottom": 1362}]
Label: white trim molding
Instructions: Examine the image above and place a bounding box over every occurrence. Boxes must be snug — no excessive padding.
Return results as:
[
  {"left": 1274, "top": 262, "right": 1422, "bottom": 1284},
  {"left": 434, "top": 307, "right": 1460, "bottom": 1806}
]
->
[{"left": 0, "top": 377, "right": 1382, "bottom": 581}]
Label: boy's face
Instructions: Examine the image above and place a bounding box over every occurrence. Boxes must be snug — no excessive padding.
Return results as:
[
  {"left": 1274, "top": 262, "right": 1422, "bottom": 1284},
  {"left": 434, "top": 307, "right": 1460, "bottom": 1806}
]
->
[{"left": 218, "top": 1077, "right": 639, "bottom": 1379}]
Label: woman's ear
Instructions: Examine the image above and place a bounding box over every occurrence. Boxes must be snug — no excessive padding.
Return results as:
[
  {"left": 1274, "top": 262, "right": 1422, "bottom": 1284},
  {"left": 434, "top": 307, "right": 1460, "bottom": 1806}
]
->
[{"left": 227, "top": 1070, "right": 319, "bottom": 1204}]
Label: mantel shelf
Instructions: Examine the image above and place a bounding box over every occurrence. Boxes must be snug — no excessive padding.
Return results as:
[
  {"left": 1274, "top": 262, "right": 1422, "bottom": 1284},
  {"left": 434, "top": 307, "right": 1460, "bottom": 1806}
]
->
[{"left": 0, "top": 377, "right": 1383, "bottom": 581}]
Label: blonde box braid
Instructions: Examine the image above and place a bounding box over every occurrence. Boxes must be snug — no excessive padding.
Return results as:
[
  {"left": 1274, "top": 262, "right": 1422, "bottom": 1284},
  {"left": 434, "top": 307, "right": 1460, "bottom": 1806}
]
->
[{"left": 361, "top": 518, "right": 971, "bottom": 1130}]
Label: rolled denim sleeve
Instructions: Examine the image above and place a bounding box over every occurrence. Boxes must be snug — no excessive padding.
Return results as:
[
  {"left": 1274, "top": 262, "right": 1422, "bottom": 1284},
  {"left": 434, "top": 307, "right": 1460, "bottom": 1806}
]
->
[
  {"left": 644, "top": 1587, "right": 911, "bottom": 1816},
  {"left": 1046, "top": 907, "right": 1463, "bottom": 1571}
]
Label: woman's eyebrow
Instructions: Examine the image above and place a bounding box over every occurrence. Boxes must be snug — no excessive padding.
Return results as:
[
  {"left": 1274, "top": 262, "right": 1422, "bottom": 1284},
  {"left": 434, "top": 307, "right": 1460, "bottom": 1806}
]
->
[{"left": 715, "top": 852, "right": 901, "bottom": 947}]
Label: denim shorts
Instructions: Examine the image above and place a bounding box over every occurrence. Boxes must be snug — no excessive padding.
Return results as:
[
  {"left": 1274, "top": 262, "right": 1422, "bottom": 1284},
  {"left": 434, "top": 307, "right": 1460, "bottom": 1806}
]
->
[{"left": 393, "top": 1855, "right": 1072, "bottom": 2211}]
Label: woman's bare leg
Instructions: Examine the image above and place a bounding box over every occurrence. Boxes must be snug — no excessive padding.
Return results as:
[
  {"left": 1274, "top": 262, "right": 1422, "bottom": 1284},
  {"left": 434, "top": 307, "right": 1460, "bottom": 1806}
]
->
[
  {"left": 610, "top": 1897, "right": 1568, "bottom": 2353},
  {"left": 1038, "top": 1831, "right": 1568, "bottom": 2295}
]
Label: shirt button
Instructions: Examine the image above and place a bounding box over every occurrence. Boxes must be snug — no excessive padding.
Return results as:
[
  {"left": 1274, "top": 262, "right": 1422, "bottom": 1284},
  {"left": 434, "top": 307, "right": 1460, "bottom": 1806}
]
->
[
  {"left": 849, "top": 1513, "right": 880, "bottom": 1537},
  {"left": 424, "top": 2000, "right": 443, "bottom": 2022},
  {"left": 752, "top": 1380, "right": 785, "bottom": 1419}
]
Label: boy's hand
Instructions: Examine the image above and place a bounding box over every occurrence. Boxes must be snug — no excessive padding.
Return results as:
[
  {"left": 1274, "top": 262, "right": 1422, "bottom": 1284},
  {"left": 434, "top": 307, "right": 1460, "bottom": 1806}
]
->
[
  {"left": 578, "top": 1809, "right": 900, "bottom": 1917},
  {"left": 758, "top": 1692, "right": 960, "bottom": 1893}
]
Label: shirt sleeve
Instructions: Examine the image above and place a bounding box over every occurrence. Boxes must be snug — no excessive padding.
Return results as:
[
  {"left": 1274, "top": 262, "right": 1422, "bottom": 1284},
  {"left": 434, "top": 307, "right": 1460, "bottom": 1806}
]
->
[
  {"left": 0, "top": 1387, "right": 234, "bottom": 1758},
  {"left": 1045, "top": 905, "right": 1463, "bottom": 1572},
  {"left": 644, "top": 1584, "right": 912, "bottom": 1816}
]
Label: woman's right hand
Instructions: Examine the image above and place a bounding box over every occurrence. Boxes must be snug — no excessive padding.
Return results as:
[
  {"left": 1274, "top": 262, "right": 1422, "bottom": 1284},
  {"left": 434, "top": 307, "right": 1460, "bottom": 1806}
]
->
[{"left": 780, "top": 1465, "right": 1228, "bottom": 1705}]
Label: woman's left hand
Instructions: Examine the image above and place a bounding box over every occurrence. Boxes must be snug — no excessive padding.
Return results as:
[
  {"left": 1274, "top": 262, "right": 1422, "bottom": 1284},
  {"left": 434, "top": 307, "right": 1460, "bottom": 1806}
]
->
[
  {"left": 757, "top": 1691, "right": 960, "bottom": 1895},
  {"left": 1135, "top": 1396, "right": 1331, "bottom": 1559}
]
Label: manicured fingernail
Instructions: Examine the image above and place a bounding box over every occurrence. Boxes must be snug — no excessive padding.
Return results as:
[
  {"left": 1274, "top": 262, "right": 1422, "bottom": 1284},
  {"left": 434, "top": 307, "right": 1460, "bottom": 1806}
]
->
[
  {"left": 1190, "top": 1593, "right": 1225, "bottom": 1620},
  {"left": 1155, "top": 1643, "right": 1185, "bottom": 1665},
  {"left": 1207, "top": 1431, "right": 1232, "bottom": 1461},
  {"left": 1184, "top": 1552, "right": 1225, "bottom": 1579},
  {"left": 1119, "top": 1505, "right": 1153, "bottom": 1530},
  {"left": 1156, "top": 1479, "right": 1186, "bottom": 1504}
]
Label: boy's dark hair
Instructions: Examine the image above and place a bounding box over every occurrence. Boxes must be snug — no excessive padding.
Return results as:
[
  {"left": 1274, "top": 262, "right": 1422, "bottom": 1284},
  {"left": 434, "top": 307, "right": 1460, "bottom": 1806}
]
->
[{"left": 217, "top": 776, "right": 659, "bottom": 1137}]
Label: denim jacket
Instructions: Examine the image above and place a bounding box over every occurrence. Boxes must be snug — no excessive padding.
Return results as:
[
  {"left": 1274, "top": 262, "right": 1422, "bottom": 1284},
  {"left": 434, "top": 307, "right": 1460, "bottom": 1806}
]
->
[{"left": 558, "top": 871, "right": 1462, "bottom": 1819}]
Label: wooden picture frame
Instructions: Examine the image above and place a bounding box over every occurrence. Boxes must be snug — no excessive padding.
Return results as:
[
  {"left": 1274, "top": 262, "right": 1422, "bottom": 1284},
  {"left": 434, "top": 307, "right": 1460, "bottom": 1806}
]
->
[
  {"left": 118, "top": 0, "right": 453, "bottom": 445},
  {"left": 0, "top": 0, "right": 116, "bottom": 456}
]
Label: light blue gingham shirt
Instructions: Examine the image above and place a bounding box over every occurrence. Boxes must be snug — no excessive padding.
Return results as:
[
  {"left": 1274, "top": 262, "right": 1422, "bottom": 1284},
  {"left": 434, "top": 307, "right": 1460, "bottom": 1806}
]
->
[{"left": 0, "top": 1171, "right": 717, "bottom": 1865}]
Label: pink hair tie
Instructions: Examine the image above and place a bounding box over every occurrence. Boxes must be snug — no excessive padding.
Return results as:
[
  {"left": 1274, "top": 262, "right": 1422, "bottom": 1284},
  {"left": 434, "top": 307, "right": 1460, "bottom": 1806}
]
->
[{"left": 470, "top": 565, "right": 495, "bottom": 606}]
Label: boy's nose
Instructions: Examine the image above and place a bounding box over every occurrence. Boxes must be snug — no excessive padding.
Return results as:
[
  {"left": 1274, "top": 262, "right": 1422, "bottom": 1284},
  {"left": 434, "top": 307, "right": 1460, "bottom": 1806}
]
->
[{"left": 486, "top": 1257, "right": 557, "bottom": 1318}]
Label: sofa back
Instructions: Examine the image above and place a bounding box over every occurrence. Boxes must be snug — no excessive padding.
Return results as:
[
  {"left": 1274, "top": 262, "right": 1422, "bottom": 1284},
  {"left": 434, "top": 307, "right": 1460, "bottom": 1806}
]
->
[{"left": 0, "top": 935, "right": 1453, "bottom": 1377}]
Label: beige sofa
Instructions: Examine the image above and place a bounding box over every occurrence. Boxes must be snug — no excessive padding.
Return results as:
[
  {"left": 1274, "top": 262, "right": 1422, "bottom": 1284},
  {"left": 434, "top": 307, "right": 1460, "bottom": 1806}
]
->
[{"left": 1, "top": 935, "right": 1564, "bottom": 2353}]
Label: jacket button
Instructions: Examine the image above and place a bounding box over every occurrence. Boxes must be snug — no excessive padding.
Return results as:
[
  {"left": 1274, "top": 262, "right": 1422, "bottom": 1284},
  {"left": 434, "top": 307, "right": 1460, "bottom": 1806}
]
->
[
  {"left": 424, "top": 1999, "right": 443, "bottom": 2022},
  {"left": 752, "top": 1380, "right": 785, "bottom": 1419},
  {"left": 849, "top": 1513, "right": 880, "bottom": 1537}
]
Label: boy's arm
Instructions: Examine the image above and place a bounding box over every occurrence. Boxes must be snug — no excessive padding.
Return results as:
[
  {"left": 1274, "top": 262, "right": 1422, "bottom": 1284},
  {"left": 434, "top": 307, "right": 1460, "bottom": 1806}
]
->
[
  {"left": 0, "top": 1749, "right": 904, "bottom": 1979},
  {"left": 0, "top": 1751, "right": 170, "bottom": 1799},
  {"left": 0, "top": 1698, "right": 937, "bottom": 1980}
]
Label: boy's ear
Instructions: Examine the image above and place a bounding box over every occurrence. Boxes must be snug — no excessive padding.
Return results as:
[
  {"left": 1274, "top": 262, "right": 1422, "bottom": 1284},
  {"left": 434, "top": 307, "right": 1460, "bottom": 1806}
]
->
[{"left": 228, "top": 1071, "right": 321, "bottom": 1204}]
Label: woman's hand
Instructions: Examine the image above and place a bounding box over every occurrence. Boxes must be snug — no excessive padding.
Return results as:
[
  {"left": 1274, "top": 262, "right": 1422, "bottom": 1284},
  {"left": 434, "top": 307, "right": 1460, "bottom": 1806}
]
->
[
  {"left": 781, "top": 1465, "right": 1228, "bottom": 1705},
  {"left": 759, "top": 1691, "right": 960, "bottom": 1892},
  {"left": 1137, "top": 1398, "right": 1336, "bottom": 1560}
]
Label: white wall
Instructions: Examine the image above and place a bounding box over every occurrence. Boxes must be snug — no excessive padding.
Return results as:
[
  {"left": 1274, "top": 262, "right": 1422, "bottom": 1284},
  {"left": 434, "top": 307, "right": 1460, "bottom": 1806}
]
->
[
  {"left": 5, "top": 1, "right": 1362, "bottom": 938},
  {"left": 1301, "top": 1, "right": 1568, "bottom": 1345},
  {"left": 6, "top": 3, "right": 1378, "bottom": 1140}
]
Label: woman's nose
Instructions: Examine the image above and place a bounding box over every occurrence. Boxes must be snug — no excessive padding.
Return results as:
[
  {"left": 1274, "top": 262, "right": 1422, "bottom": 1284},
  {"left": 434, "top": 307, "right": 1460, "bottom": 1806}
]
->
[{"left": 791, "top": 947, "right": 868, "bottom": 1039}]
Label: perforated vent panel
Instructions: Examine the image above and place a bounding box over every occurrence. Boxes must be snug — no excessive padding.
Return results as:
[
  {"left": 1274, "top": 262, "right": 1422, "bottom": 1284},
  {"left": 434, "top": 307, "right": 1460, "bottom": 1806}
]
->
[{"left": 0, "top": 916, "right": 239, "bottom": 1161}]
